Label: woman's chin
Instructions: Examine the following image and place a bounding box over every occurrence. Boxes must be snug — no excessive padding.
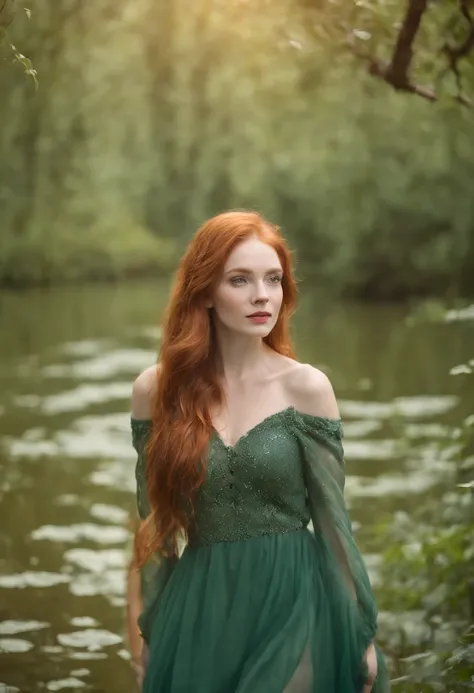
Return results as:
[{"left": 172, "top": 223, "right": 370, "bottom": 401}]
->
[
  {"left": 242, "top": 323, "right": 274, "bottom": 337},
  {"left": 215, "top": 318, "right": 275, "bottom": 338}
]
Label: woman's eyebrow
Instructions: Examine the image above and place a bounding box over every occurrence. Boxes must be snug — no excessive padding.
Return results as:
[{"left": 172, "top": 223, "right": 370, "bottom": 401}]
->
[{"left": 224, "top": 267, "right": 283, "bottom": 275}]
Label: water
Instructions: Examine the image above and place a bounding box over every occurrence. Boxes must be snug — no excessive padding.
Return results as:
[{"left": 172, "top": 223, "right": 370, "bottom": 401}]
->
[{"left": 0, "top": 281, "right": 472, "bottom": 692}]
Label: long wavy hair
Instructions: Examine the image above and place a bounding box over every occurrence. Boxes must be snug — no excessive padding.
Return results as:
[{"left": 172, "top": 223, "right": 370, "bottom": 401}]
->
[{"left": 135, "top": 211, "right": 298, "bottom": 566}]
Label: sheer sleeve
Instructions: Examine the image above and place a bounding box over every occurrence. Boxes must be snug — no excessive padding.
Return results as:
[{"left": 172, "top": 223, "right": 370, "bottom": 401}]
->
[
  {"left": 131, "top": 418, "right": 176, "bottom": 644},
  {"left": 291, "top": 409, "right": 389, "bottom": 693}
]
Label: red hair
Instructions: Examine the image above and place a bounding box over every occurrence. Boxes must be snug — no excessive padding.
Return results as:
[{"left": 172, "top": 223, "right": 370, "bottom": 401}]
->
[{"left": 135, "top": 211, "right": 298, "bottom": 566}]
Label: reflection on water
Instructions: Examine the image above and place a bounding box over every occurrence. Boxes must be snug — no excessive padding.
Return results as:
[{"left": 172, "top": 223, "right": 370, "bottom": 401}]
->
[
  {"left": 0, "top": 573, "right": 71, "bottom": 589},
  {"left": 0, "top": 281, "right": 472, "bottom": 691}
]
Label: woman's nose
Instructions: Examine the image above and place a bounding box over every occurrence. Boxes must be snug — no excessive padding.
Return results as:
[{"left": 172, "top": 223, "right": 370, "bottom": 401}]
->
[{"left": 253, "top": 284, "right": 269, "bottom": 303}]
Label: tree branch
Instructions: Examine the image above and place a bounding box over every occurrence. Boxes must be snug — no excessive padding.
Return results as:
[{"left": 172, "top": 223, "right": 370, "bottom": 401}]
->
[
  {"left": 385, "top": 0, "right": 429, "bottom": 88},
  {"left": 367, "top": 56, "right": 437, "bottom": 102},
  {"left": 344, "top": 0, "right": 472, "bottom": 107},
  {"left": 344, "top": 0, "right": 435, "bottom": 102}
]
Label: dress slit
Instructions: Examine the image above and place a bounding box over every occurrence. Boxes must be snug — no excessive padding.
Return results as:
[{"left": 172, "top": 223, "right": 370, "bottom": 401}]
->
[{"left": 283, "top": 645, "right": 313, "bottom": 693}]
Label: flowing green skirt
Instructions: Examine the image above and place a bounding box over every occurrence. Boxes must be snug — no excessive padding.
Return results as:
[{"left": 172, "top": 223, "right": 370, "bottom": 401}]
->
[{"left": 141, "top": 528, "right": 389, "bottom": 692}]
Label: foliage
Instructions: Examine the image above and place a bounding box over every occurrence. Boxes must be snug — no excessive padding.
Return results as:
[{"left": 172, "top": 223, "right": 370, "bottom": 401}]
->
[
  {"left": 0, "top": 1, "right": 473, "bottom": 293},
  {"left": 377, "top": 473, "right": 474, "bottom": 690},
  {"left": 0, "top": 2, "right": 37, "bottom": 85},
  {"left": 324, "top": 0, "right": 474, "bottom": 105},
  {"left": 0, "top": 216, "right": 178, "bottom": 286},
  {"left": 373, "top": 311, "right": 474, "bottom": 691}
]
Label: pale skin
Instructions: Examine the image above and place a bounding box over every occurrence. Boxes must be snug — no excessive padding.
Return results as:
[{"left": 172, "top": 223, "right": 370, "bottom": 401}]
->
[
  {"left": 126, "top": 554, "right": 144, "bottom": 686},
  {"left": 127, "top": 236, "right": 377, "bottom": 690}
]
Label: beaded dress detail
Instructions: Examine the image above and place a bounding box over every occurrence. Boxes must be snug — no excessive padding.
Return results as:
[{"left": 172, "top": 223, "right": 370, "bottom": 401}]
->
[{"left": 131, "top": 407, "right": 389, "bottom": 693}]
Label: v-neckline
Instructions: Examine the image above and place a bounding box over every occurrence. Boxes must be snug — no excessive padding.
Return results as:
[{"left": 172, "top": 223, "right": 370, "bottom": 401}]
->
[
  {"left": 212, "top": 406, "right": 294, "bottom": 452},
  {"left": 131, "top": 408, "right": 342, "bottom": 452}
]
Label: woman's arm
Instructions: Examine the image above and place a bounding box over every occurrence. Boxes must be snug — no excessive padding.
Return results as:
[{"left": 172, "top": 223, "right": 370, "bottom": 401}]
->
[
  {"left": 363, "top": 642, "right": 377, "bottom": 693},
  {"left": 290, "top": 364, "right": 378, "bottom": 692},
  {"left": 126, "top": 552, "right": 144, "bottom": 682},
  {"left": 127, "top": 367, "right": 157, "bottom": 684}
]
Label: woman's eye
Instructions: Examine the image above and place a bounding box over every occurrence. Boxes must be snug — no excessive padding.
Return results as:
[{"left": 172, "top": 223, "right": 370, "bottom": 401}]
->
[{"left": 230, "top": 275, "right": 282, "bottom": 286}]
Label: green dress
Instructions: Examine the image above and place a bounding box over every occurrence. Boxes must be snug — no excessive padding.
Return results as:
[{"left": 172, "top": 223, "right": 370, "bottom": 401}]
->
[{"left": 131, "top": 406, "right": 390, "bottom": 693}]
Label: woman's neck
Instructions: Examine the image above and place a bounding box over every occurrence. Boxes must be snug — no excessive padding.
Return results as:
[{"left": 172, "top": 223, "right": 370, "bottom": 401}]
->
[{"left": 214, "top": 328, "right": 270, "bottom": 382}]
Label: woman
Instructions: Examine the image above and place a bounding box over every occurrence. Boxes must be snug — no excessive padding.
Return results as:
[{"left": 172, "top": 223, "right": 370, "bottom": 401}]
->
[{"left": 127, "top": 211, "right": 389, "bottom": 692}]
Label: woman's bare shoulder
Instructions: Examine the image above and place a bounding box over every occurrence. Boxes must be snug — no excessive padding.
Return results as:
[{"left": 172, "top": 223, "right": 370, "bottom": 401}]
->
[
  {"left": 285, "top": 361, "right": 340, "bottom": 419},
  {"left": 131, "top": 364, "right": 160, "bottom": 419}
]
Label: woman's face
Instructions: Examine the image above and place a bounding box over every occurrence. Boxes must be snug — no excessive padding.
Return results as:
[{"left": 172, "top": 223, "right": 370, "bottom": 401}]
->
[{"left": 210, "top": 237, "right": 284, "bottom": 337}]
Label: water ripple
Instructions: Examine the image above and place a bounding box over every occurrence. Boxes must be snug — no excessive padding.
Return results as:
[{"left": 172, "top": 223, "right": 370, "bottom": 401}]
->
[
  {"left": 32, "top": 524, "right": 128, "bottom": 544},
  {"left": 346, "top": 471, "right": 443, "bottom": 498},
  {"left": 0, "top": 620, "right": 49, "bottom": 635},
  {"left": 89, "top": 503, "right": 129, "bottom": 524},
  {"left": 343, "top": 438, "right": 400, "bottom": 461},
  {"left": 0, "top": 638, "right": 34, "bottom": 653},
  {"left": 70, "top": 669, "right": 90, "bottom": 677},
  {"left": 57, "top": 629, "right": 122, "bottom": 649},
  {"left": 340, "top": 395, "right": 458, "bottom": 420},
  {"left": 8, "top": 414, "right": 132, "bottom": 460},
  {"left": 69, "top": 571, "right": 126, "bottom": 599},
  {"left": 61, "top": 340, "right": 114, "bottom": 357},
  {"left": 0, "top": 572, "right": 71, "bottom": 589},
  {"left": 70, "top": 617, "right": 99, "bottom": 628},
  {"left": 64, "top": 548, "right": 126, "bottom": 573},
  {"left": 90, "top": 461, "right": 135, "bottom": 492},
  {"left": 69, "top": 651, "right": 107, "bottom": 660},
  {"left": 46, "top": 678, "right": 87, "bottom": 690},
  {"left": 342, "top": 420, "right": 382, "bottom": 438},
  {"left": 403, "top": 423, "right": 450, "bottom": 439},
  {"left": 393, "top": 395, "right": 458, "bottom": 418},
  {"left": 42, "top": 349, "right": 155, "bottom": 380},
  {"left": 41, "top": 383, "right": 132, "bottom": 415}
]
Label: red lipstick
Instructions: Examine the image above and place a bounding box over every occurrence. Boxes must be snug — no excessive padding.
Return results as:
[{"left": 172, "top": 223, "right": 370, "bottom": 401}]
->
[{"left": 246, "top": 311, "right": 271, "bottom": 324}]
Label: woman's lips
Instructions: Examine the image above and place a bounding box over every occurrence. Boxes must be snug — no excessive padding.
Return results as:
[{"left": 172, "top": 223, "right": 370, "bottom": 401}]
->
[{"left": 246, "top": 313, "right": 271, "bottom": 324}]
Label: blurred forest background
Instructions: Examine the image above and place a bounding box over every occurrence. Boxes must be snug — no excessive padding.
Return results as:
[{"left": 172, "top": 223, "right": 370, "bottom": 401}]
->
[{"left": 1, "top": 0, "right": 473, "bottom": 298}]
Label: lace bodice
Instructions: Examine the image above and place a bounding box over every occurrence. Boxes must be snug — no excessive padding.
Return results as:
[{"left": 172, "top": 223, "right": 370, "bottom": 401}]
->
[{"left": 131, "top": 406, "right": 344, "bottom": 545}]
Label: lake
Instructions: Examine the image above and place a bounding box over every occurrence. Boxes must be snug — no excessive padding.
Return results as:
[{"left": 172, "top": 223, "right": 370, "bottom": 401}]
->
[{"left": 0, "top": 281, "right": 472, "bottom": 692}]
